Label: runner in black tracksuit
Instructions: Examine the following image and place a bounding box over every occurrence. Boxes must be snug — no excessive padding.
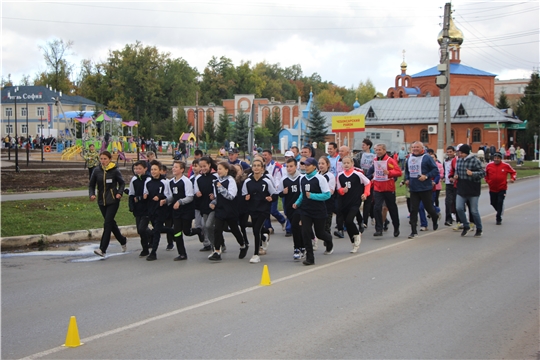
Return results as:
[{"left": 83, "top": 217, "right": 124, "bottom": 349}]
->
[
  {"left": 208, "top": 162, "right": 248, "bottom": 261},
  {"left": 143, "top": 161, "right": 173, "bottom": 261},
  {"left": 194, "top": 157, "right": 218, "bottom": 251},
  {"left": 242, "top": 159, "right": 278, "bottom": 264},
  {"left": 128, "top": 160, "right": 152, "bottom": 256},
  {"left": 169, "top": 161, "right": 204, "bottom": 261},
  {"left": 278, "top": 158, "right": 303, "bottom": 260}
]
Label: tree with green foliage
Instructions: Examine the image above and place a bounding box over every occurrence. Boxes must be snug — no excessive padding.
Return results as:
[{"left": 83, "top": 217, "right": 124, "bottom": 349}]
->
[
  {"left": 517, "top": 72, "right": 540, "bottom": 146},
  {"left": 200, "top": 56, "right": 238, "bottom": 105},
  {"left": 215, "top": 111, "right": 231, "bottom": 145},
  {"left": 200, "top": 113, "right": 216, "bottom": 146},
  {"left": 173, "top": 107, "right": 192, "bottom": 137},
  {"left": 34, "top": 38, "right": 75, "bottom": 94},
  {"left": 233, "top": 110, "right": 249, "bottom": 151},
  {"left": 255, "top": 125, "right": 272, "bottom": 147},
  {"left": 307, "top": 104, "right": 328, "bottom": 144},
  {"left": 496, "top": 91, "right": 510, "bottom": 109},
  {"left": 356, "top": 79, "right": 378, "bottom": 105},
  {"left": 264, "top": 109, "right": 282, "bottom": 144}
]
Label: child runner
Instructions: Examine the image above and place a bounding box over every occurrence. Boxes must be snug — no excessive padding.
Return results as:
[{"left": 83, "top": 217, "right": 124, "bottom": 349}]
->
[
  {"left": 293, "top": 157, "right": 333, "bottom": 266},
  {"left": 143, "top": 160, "right": 173, "bottom": 261},
  {"left": 194, "top": 157, "right": 218, "bottom": 252},
  {"left": 336, "top": 156, "right": 370, "bottom": 253},
  {"left": 208, "top": 162, "right": 248, "bottom": 261},
  {"left": 318, "top": 156, "right": 336, "bottom": 250},
  {"left": 160, "top": 164, "right": 175, "bottom": 251},
  {"left": 169, "top": 160, "right": 204, "bottom": 261},
  {"left": 242, "top": 159, "right": 278, "bottom": 263},
  {"left": 278, "top": 157, "right": 303, "bottom": 260},
  {"left": 128, "top": 160, "right": 152, "bottom": 256},
  {"left": 190, "top": 159, "right": 208, "bottom": 250}
]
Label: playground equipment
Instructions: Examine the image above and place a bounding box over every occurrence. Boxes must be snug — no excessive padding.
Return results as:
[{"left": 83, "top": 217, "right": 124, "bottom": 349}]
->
[{"left": 61, "top": 145, "right": 83, "bottom": 160}]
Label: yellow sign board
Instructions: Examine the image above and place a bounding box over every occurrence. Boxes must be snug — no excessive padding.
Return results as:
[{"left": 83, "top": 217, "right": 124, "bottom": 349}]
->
[{"left": 332, "top": 114, "right": 365, "bottom": 133}]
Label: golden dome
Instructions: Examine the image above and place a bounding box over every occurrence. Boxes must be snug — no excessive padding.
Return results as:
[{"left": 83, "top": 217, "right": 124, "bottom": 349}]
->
[
  {"left": 400, "top": 60, "right": 407, "bottom": 71},
  {"left": 438, "top": 16, "right": 464, "bottom": 46}
]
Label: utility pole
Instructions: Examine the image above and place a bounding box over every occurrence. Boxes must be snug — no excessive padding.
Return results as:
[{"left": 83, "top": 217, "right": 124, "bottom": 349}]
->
[
  {"left": 195, "top": 91, "right": 199, "bottom": 149},
  {"left": 436, "top": 3, "right": 451, "bottom": 161}
]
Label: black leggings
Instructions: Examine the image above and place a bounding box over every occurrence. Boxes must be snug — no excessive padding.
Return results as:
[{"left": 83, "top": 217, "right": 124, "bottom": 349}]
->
[
  {"left": 342, "top": 206, "right": 360, "bottom": 241},
  {"left": 301, "top": 215, "right": 332, "bottom": 262},
  {"left": 214, "top": 217, "right": 245, "bottom": 251},
  {"left": 250, "top": 213, "right": 268, "bottom": 256},
  {"left": 172, "top": 217, "right": 199, "bottom": 256},
  {"left": 290, "top": 211, "right": 304, "bottom": 250}
]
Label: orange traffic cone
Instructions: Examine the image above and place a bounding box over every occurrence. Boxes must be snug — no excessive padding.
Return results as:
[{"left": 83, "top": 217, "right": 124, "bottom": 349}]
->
[{"left": 63, "top": 316, "right": 83, "bottom": 347}]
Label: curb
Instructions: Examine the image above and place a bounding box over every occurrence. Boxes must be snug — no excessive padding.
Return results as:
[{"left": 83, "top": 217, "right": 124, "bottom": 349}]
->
[{"left": 1, "top": 225, "right": 138, "bottom": 250}]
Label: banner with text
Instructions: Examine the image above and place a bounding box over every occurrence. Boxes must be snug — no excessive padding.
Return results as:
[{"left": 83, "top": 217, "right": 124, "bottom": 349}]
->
[{"left": 332, "top": 114, "right": 365, "bottom": 133}]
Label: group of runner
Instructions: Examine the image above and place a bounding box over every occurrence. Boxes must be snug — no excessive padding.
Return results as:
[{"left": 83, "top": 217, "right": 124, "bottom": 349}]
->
[{"left": 88, "top": 140, "right": 517, "bottom": 265}]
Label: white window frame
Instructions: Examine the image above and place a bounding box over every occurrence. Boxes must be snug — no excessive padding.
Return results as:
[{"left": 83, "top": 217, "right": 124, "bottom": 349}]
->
[
  {"left": 21, "top": 124, "right": 28, "bottom": 134},
  {"left": 5, "top": 124, "right": 13, "bottom": 134},
  {"left": 5, "top": 107, "right": 13, "bottom": 117},
  {"left": 37, "top": 107, "right": 45, "bottom": 117},
  {"left": 21, "top": 107, "right": 27, "bottom": 117}
]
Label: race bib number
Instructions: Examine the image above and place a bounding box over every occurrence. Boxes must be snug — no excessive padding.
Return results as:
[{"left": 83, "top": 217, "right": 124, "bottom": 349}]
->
[
  {"left": 374, "top": 161, "right": 388, "bottom": 181},
  {"left": 408, "top": 155, "right": 424, "bottom": 178}
]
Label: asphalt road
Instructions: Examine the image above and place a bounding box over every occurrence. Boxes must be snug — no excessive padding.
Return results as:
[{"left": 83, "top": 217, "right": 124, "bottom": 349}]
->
[{"left": 2, "top": 177, "right": 539, "bottom": 359}]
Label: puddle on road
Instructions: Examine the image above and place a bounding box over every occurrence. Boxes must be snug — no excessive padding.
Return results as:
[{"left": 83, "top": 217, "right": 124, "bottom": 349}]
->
[{"left": 1, "top": 243, "right": 130, "bottom": 262}]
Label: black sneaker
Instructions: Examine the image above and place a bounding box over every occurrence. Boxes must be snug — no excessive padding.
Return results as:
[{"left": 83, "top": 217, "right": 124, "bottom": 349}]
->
[
  {"left": 444, "top": 221, "right": 452, "bottom": 226},
  {"left": 408, "top": 233, "right": 418, "bottom": 239},
  {"left": 373, "top": 231, "right": 383, "bottom": 237},
  {"left": 166, "top": 244, "right": 174, "bottom": 251},
  {"left": 496, "top": 220, "right": 502, "bottom": 225},
  {"left": 461, "top": 227, "right": 471, "bottom": 237},
  {"left": 139, "top": 250, "right": 149, "bottom": 258},
  {"left": 383, "top": 220, "right": 390, "bottom": 231},
  {"left": 333, "top": 230, "right": 344, "bottom": 238},
  {"left": 433, "top": 219, "right": 438, "bottom": 231},
  {"left": 199, "top": 245, "right": 212, "bottom": 252},
  {"left": 208, "top": 252, "right": 222, "bottom": 261},
  {"left": 285, "top": 232, "right": 292, "bottom": 237},
  {"left": 239, "top": 245, "right": 249, "bottom": 259},
  {"left": 302, "top": 259, "right": 314, "bottom": 266},
  {"left": 173, "top": 254, "right": 187, "bottom": 261},
  {"left": 474, "top": 230, "right": 483, "bottom": 238},
  {"left": 146, "top": 253, "right": 157, "bottom": 261},
  {"left": 393, "top": 229, "right": 400, "bottom": 238},
  {"left": 193, "top": 229, "right": 204, "bottom": 243}
]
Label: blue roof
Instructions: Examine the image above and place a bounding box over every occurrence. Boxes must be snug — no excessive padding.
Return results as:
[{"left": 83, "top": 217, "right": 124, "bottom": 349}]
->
[{"left": 412, "top": 63, "right": 496, "bottom": 78}]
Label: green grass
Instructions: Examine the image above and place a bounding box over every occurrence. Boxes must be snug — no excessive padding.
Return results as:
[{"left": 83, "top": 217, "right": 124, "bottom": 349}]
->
[{"left": 1, "top": 197, "right": 134, "bottom": 237}]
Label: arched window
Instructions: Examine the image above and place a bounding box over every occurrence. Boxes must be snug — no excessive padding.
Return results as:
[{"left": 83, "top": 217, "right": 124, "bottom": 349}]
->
[
  {"left": 420, "top": 129, "right": 429, "bottom": 143},
  {"left": 472, "top": 128, "right": 481, "bottom": 143}
]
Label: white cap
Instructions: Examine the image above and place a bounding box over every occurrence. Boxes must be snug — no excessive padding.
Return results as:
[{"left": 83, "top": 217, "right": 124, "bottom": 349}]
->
[{"left": 284, "top": 151, "right": 294, "bottom": 157}]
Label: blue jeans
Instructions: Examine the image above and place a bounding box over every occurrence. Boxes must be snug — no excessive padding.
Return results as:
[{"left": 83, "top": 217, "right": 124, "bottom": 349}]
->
[
  {"left": 264, "top": 200, "right": 286, "bottom": 230},
  {"left": 456, "top": 194, "right": 482, "bottom": 231}
]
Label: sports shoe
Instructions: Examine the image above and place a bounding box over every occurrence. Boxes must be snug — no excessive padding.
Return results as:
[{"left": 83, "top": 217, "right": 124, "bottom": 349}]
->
[
  {"left": 433, "top": 217, "right": 439, "bottom": 231},
  {"left": 261, "top": 233, "right": 269, "bottom": 251},
  {"left": 193, "top": 228, "right": 204, "bottom": 243},
  {"left": 239, "top": 245, "right": 249, "bottom": 259},
  {"left": 94, "top": 249, "right": 104, "bottom": 257},
  {"left": 371, "top": 218, "right": 375, "bottom": 226},
  {"left": 312, "top": 238, "right": 318, "bottom": 251},
  {"left": 363, "top": 223, "right": 368, "bottom": 229},
  {"left": 281, "top": 222, "right": 287, "bottom": 231},
  {"left": 146, "top": 253, "right": 157, "bottom": 261},
  {"left": 461, "top": 227, "right": 470, "bottom": 237},
  {"left": 208, "top": 252, "right": 222, "bottom": 261},
  {"left": 444, "top": 221, "right": 452, "bottom": 226},
  {"left": 496, "top": 220, "right": 502, "bottom": 225},
  {"left": 474, "top": 230, "right": 482, "bottom": 238},
  {"left": 303, "top": 259, "right": 314, "bottom": 266},
  {"left": 174, "top": 254, "right": 187, "bottom": 261},
  {"left": 249, "top": 255, "right": 261, "bottom": 263},
  {"left": 373, "top": 231, "right": 383, "bottom": 237},
  {"left": 285, "top": 232, "right": 292, "bottom": 237},
  {"left": 293, "top": 248, "right": 301, "bottom": 260},
  {"left": 259, "top": 248, "right": 267, "bottom": 255},
  {"left": 166, "top": 244, "right": 174, "bottom": 251},
  {"left": 324, "top": 242, "right": 333, "bottom": 255},
  {"left": 350, "top": 244, "right": 360, "bottom": 253},
  {"left": 353, "top": 234, "right": 362, "bottom": 248},
  {"left": 419, "top": 226, "right": 428, "bottom": 231},
  {"left": 470, "top": 223, "right": 476, "bottom": 230},
  {"left": 222, "top": 244, "right": 227, "bottom": 253},
  {"left": 408, "top": 233, "right": 418, "bottom": 239},
  {"left": 383, "top": 220, "right": 390, "bottom": 231},
  {"left": 199, "top": 245, "right": 212, "bottom": 252},
  {"left": 300, "top": 248, "right": 306, "bottom": 259},
  {"left": 121, "top": 244, "right": 127, "bottom": 252},
  {"left": 139, "top": 250, "right": 149, "bottom": 258},
  {"left": 453, "top": 223, "right": 463, "bottom": 231},
  {"left": 334, "top": 230, "right": 344, "bottom": 238},
  {"left": 393, "top": 229, "right": 400, "bottom": 238}
]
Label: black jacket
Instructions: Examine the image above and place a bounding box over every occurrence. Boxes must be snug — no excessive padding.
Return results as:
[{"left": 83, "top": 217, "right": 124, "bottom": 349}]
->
[{"left": 89, "top": 163, "right": 125, "bottom": 206}]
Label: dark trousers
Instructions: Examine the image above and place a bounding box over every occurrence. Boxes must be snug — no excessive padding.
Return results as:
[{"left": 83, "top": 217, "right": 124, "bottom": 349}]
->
[
  {"left": 172, "top": 217, "right": 199, "bottom": 256},
  {"left": 342, "top": 206, "right": 360, "bottom": 241},
  {"left": 135, "top": 215, "right": 152, "bottom": 250},
  {"left": 98, "top": 202, "right": 125, "bottom": 253},
  {"left": 289, "top": 211, "right": 304, "bottom": 250},
  {"left": 251, "top": 213, "right": 269, "bottom": 256},
  {"left": 88, "top": 167, "right": 96, "bottom": 180},
  {"left": 362, "top": 192, "right": 374, "bottom": 225},
  {"left": 164, "top": 215, "right": 174, "bottom": 246},
  {"left": 301, "top": 215, "right": 332, "bottom": 263},
  {"left": 489, "top": 190, "right": 506, "bottom": 222},
  {"left": 373, "top": 191, "right": 400, "bottom": 232},
  {"left": 445, "top": 185, "right": 457, "bottom": 223},
  {"left": 149, "top": 213, "right": 173, "bottom": 254},
  {"left": 410, "top": 190, "right": 438, "bottom": 234},
  {"left": 214, "top": 217, "right": 245, "bottom": 251},
  {"left": 239, "top": 212, "right": 249, "bottom": 245}
]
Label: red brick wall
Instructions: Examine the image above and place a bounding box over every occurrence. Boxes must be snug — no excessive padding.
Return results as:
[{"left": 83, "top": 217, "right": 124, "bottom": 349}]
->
[{"left": 413, "top": 74, "right": 495, "bottom": 105}]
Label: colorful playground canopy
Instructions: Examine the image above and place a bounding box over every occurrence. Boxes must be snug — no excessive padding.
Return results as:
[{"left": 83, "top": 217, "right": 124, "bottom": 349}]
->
[
  {"left": 121, "top": 120, "right": 139, "bottom": 127},
  {"left": 56, "top": 110, "right": 122, "bottom": 121}
]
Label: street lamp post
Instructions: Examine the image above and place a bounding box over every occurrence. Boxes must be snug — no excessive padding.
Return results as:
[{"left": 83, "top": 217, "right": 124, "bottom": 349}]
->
[
  {"left": 7, "top": 114, "right": 11, "bottom": 160},
  {"left": 534, "top": 133, "right": 538, "bottom": 162},
  {"left": 8, "top": 88, "right": 20, "bottom": 173},
  {"left": 26, "top": 100, "right": 29, "bottom": 167},
  {"left": 40, "top": 115, "right": 44, "bottom": 163}
]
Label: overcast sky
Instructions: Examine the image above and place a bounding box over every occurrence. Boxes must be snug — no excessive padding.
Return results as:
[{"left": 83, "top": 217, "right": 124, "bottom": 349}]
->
[{"left": 2, "top": 0, "right": 538, "bottom": 97}]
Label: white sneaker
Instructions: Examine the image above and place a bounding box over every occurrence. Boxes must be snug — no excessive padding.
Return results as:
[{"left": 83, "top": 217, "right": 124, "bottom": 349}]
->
[
  {"left": 420, "top": 226, "right": 428, "bottom": 231},
  {"left": 293, "top": 249, "right": 301, "bottom": 260},
  {"left": 281, "top": 222, "right": 286, "bottom": 231},
  {"left": 324, "top": 248, "right": 333, "bottom": 255},
  {"left": 312, "top": 238, "right": 318, "bottom": 251},
  {"left": 259, "top": 248, "right": 267, "bottom": 255},
  {"left": 249, "top": 255, "right": 261, "bottom": 263},
  {"left": 94, "top": 249, "right": 104, "bottom": 257},
  {"left": 353, "top": 234, "right": 362, "bottom": 248},
  {"left": 300, "top": 248, "right": 306, "bottom": 259},
  {"left": 350, "top": 244, "right": 359, "bottom": 253},
  {"left": 121, "top": 244, "right": 127, "bottom": 252}
]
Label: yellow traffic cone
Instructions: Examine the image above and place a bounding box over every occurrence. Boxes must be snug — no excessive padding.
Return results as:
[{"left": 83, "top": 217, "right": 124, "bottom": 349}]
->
[
  {"left": 63, "top": 316, "right": 84, "bottom": 347},
  {"left": 260, "top": 265, "right": 271, "bottom": 286}
]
